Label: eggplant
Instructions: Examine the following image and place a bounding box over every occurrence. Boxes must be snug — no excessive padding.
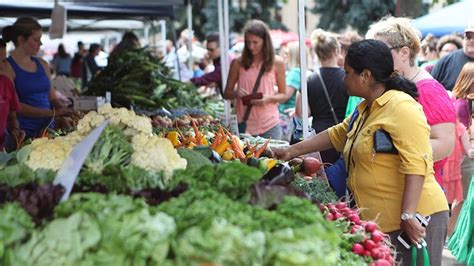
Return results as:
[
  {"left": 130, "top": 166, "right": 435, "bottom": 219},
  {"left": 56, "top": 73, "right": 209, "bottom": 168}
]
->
[
  {"left": 261, "top": 162, "right": 294, "bottom": 186},
  {"left": 209, "top": 150, "right": 223, "bottom": 163}
]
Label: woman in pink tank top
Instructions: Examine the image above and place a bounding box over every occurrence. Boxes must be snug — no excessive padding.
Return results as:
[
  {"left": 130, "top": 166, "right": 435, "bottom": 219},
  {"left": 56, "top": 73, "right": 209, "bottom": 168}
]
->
[{"left": 224, "top": 20, "right": 287, "bottom": 139}]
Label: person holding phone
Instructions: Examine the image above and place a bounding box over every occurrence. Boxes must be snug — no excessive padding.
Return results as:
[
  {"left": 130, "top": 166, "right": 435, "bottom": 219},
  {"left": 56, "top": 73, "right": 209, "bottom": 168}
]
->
[
  {"left": 273, "top": 40, "right": 449, "bottom": 266},
  {"left": 223, "top": 20, "right": 286, "bottom": 139}
]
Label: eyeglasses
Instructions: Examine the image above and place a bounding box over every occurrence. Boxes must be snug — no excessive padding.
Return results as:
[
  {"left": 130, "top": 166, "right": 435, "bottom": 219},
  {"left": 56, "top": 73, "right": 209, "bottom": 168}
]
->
[
  {"left": 465, "top": 32, "right": 474, "bottom": 40},
  {"left": 388, "top": 45, "right": 405, "bottom": 50}
]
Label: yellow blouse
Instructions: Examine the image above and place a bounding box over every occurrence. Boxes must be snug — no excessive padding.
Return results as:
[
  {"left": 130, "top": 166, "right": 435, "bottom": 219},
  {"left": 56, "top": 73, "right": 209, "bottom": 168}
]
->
[{"left": 328, "top": 90, "right": 448, "bottom": 232}]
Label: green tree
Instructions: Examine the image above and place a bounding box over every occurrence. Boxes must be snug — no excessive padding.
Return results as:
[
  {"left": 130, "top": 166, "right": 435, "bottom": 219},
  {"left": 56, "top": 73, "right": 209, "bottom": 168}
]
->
[
  {"left": 173, "top": 0, "right": 287, "bottom": 42},
  {"left": 311, "top": 0, "right": 396, "bottom": 35}
]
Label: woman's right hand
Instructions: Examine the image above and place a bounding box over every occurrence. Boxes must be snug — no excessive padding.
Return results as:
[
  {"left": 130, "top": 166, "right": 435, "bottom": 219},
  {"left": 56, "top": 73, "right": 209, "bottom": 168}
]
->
[
  {"left": 400, "top": 217, "right": 427, "bottom": 245},
  {"left": 272, "top": 146, "right": 293, "bottom": 161},
  {"left": 55, "top": 107, "right": 75, "bottom": 117},
  {"left": 236, "top": 88, "right": 249, "bottom": 98}
]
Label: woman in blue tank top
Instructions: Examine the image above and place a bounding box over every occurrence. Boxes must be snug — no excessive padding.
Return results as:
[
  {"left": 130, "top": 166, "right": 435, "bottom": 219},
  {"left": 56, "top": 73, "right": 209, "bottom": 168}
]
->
[{"left": 2, "top": 17, "right": 75, "bottom": 139}]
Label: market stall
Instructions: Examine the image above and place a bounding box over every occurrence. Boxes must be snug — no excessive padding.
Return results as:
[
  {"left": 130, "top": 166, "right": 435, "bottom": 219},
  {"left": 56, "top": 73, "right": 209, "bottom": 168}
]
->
[
  {"left": 0, "top": 104, "right": 395, "bottom": 265},
  {"left": 0, "top": 2, "right": 396, "bottom": 265}
]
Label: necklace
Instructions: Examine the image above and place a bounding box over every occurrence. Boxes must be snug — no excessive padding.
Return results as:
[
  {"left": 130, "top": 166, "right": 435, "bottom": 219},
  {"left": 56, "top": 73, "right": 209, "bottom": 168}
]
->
[{"left": 409, "top": 68, "right": 422, "bottom": 82}]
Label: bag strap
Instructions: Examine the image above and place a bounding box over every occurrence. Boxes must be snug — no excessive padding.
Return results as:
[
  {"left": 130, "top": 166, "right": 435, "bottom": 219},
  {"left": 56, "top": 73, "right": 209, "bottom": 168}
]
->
[
  {"left": 411, "top": 239, "right": 430, "bottom": 266},
  {"left": 242, "top": 64, "right": 266, "bottom": 122},
  {"left": 348, "top": 108, "right": 359, "bottom": 132},
  {"left": 316, "top": 69, "right": 339, "bottom": 124}
]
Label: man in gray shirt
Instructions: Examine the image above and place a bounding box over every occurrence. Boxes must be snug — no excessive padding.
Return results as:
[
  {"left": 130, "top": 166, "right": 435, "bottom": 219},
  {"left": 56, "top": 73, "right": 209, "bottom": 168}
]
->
[{"left": 432, "top": 22, "right": 474, "bottom": 91}]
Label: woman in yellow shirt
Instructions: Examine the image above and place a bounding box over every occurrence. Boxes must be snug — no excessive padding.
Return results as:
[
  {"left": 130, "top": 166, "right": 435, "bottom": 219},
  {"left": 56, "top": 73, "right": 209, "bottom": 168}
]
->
[{"left": 274, "top": 39, "right": 448, "bottom": 265}]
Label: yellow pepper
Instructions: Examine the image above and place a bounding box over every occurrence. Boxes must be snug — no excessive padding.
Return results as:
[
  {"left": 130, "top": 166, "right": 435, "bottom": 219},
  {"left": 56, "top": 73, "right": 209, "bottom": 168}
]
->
[
  {"left": 201, "top": 136, "right": 209, "bottom": 146},
  {"left": 222, "top": 150, "right": 234, "bottom": 161},
  {"left": 267, "top": 158, "right": 277, "bottom": 170},
  {"left": 167, "top": 131, "right": 180, "bottom": 147},
  {"left": 214, "top": 139, "right": 230, "bottom": 155}
]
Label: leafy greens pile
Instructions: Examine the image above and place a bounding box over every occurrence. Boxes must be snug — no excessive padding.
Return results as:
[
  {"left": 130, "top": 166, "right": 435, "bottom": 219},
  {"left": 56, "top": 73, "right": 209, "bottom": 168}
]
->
[
  {"left": 5, "top": 193, "right": 176, "bottom": 266},
  {"left": 0, "top": 153, "right": 367, "bottom": 265},
  {"left": 85, "top": 48, "right": 206, "bottom": 111}
]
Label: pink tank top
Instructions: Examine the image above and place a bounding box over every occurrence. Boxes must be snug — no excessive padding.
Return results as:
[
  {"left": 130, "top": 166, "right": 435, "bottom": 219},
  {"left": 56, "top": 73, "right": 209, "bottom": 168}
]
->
[{"left": 236, "top": 62, "right": 280, "bottom": 135}]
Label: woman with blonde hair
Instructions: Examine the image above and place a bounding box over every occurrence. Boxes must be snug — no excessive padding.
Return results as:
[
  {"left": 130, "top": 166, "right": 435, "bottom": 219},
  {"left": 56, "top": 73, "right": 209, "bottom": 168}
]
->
[
  {"left": 442, "top": 65, "right": 474, "bottom": 236},
  {"left": 451, "top": 62, "right": 474, "bottom": 197},
  {"left": 224, "top": 20, "right": 286, "bottom": 139},
  {"left": 294, "top": 28, "right": 348, "bottom": 163},
  {"left": 367, "top": 16, "right": 456, "bottom": 187},
  {"left": 448, "top": 64, "right": 474, "bottom": 265},
  {"left": 279, "top": 41, "right": 309, "bottom": 141}
]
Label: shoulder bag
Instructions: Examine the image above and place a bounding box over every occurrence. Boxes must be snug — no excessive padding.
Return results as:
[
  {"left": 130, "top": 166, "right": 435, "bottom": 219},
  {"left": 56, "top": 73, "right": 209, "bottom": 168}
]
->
[
  {"left": 325, "top": 108, "right": 359, "bottom": 198},
  {"left": 238, "top": 64, "right": 266, "bottom": 134},
  {"left": 314, "top": 69, "right": 358, "bottom": 198}
]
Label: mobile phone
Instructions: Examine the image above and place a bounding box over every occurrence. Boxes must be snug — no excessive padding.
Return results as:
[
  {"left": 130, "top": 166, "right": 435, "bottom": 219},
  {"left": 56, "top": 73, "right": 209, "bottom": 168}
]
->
[{"left": 397, "top": 213, "right": 431, "bottom": 249}]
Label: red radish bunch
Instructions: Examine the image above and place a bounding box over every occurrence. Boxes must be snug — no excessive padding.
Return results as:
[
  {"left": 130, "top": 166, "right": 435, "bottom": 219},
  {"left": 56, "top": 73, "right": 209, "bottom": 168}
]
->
[{"left": 319, "top": 201, "right": 395, "bottom": 264}]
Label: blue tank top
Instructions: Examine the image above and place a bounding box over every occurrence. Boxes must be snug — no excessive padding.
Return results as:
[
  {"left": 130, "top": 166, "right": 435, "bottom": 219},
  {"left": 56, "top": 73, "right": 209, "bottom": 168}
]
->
[{"left": 7, "top": 56, "right": 52, "bottom": 138}]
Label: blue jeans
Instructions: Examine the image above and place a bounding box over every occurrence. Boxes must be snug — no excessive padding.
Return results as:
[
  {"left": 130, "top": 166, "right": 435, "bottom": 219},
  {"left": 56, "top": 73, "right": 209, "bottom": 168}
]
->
[{"left": 256, "top": 124, "right": 282, "bottom": 140}]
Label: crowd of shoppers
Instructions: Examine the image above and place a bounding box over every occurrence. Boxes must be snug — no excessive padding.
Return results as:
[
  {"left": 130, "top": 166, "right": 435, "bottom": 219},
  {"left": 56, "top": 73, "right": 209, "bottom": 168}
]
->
[{"left": 0, "top": 12, "right": 473, "bottom": 266}]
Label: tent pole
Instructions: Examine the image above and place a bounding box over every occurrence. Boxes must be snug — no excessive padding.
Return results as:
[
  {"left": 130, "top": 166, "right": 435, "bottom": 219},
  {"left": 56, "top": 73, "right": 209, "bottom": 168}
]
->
[
  {"left": 144, "top": 22, "right": 150, "bottom": 46},
  {"left": 298, "top": 0, "right": 309, "bottom": 139},
  {"left": 223, "top": 0, "right": 231, "bottom": 127},
  {"left": 187, "top": 1, "right": 194, "bottom": 70},
  {"left": 160, "top": 20, "right": 167, "bottom": 57},
  {"left": 170, "top": 22, "right": 182, "bottom": 81},
  {"left": 218, "top": 0, "right": 231, "bottom": 126}
]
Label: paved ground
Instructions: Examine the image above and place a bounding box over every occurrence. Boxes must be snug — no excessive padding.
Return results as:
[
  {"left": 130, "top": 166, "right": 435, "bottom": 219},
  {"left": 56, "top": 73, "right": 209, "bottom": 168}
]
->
[{"left": 442, "top": 247, "right": 466, "bottom": 266}]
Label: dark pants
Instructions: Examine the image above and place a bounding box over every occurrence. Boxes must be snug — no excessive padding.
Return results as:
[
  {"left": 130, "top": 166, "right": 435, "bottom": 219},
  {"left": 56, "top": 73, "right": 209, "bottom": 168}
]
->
[{"left": 388, "top": 211, "right": 449, "bottom": 266}]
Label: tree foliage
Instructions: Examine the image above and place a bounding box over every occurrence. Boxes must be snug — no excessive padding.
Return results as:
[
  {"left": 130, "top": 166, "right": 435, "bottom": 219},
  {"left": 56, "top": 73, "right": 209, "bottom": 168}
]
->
[
  {"left": 173, "top": 0, "right": 287, "bottom": 41},
  {"left": 311, "top": 0, "right": 396, "bottom": 35}
]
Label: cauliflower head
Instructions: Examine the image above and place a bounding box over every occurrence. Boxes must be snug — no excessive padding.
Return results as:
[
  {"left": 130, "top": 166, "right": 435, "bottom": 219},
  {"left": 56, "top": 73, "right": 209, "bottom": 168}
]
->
[
  {"left": 131, "top": 134, "right": 187, "bottom": 179},
  {"left": 77, "top": 104, "right": 152, "bottom": 136},
  {"left": 26, "top": 135, "right": 82, "bottom": 171}
]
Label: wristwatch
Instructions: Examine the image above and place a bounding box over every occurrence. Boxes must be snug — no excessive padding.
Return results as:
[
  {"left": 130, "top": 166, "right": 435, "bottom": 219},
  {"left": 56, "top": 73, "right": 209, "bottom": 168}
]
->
[{"left": 401, "top": 212, "right": 415, "bottom": 221}]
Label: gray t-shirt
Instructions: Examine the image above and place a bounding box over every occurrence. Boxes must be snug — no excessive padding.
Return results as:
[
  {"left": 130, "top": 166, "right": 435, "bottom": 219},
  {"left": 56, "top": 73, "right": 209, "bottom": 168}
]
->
[{"left": 431, "top": 49, "right": 474, "bottom": 91}]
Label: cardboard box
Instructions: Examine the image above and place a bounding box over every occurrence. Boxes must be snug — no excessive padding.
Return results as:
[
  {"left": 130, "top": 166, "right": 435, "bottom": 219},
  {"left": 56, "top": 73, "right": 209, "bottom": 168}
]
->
[{"left": 73, "top": 96, "right": 105, "bottom": 111}]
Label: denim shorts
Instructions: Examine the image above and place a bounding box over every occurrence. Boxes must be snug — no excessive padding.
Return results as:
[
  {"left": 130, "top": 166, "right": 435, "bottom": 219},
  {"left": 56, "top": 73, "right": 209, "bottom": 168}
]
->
[{"left": 256, "top": 124, "right": 282, "bottom": 140}]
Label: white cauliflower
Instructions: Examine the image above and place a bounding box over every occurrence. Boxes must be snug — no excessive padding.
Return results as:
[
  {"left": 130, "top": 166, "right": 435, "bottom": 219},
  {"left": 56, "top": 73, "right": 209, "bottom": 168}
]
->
[
  {"left": 25, "top": 104, "right": 154, "bottom": 172},
  {"left": 131, "top": 134, "right": 187, "bottom": 179},
  {"left": 76, "top": 111, "right": 106, "bottom": 135},
  {"left": 26, "top": 135, "right": 82, "bottom": 171},
  {"left": 77, "top": 104, "right": 152, "bottom": 136}
]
